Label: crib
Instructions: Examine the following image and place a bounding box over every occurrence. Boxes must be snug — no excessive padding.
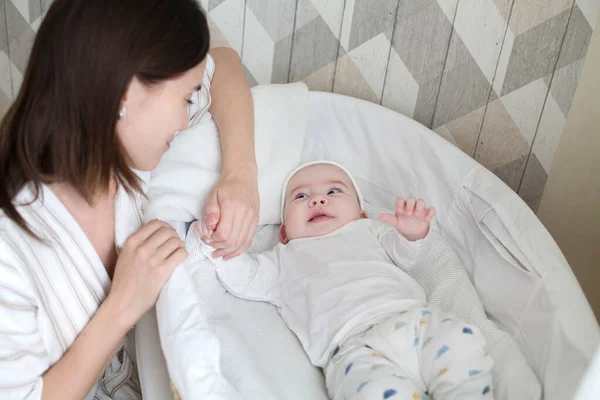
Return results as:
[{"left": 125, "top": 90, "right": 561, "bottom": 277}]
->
[{"left": 133, "top": 86, "right": 599, "bottom": 400}]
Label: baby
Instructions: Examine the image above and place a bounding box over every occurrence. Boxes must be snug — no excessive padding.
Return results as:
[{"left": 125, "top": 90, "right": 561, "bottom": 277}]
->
[{"left": 200, "top": 161, "right": 494, "bottom": 400}]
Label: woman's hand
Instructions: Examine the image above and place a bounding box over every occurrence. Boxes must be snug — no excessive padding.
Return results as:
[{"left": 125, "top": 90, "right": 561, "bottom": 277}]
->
[
  {"left": 107, "top": 220, "right": 187, "bottom": 328},
  {"left": 195, "top": 169, "right": 259, "bottom": 260}
]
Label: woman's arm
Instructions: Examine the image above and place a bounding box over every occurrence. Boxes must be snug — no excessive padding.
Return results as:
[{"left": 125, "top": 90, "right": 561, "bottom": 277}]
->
[
  {"left": 0, "top": 220, "right": 186, "bottom": 399},
  {"left": 209, "top": 47, "right": 257, "bottom": 178},
  {"left": 0, "top": 248, "right": 131, "bottom": 399},
  {"left": 41, "top": 299, "right": 131, "bottom": 399},
  {"left": 198, "top": 48, "right": 259, "bottom": 260},
  {"left": 43, "top": 220, "right": 186, "bottom": 399}
]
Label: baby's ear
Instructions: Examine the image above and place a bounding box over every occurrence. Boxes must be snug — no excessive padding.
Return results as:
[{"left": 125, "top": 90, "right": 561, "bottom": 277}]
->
[
  {"left": 360, "top": 211, "right": 368, "bottom": 219},
  {"left": 279, "top": 224, "right": 290, "bottom": 244}
]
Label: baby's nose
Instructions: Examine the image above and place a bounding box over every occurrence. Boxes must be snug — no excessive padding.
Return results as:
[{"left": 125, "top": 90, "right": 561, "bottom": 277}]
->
[{"left": 310, "top": 196, "right": 328, "bottom": 206}]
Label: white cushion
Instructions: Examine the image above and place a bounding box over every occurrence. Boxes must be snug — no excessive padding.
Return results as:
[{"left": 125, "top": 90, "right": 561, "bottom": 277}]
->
[{"left": 144, "top": 82, "right": 309, "bottom": 225}]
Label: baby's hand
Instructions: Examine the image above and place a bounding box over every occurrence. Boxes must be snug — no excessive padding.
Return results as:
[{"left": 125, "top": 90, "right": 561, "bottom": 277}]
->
[{"left": 380, "top": 198, "right": 435, "bottom": 241}]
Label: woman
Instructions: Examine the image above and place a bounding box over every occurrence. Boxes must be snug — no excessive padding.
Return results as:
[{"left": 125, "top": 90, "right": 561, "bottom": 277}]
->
[{"left": 0, "top": 0, "right": 258, "bottom": 399}]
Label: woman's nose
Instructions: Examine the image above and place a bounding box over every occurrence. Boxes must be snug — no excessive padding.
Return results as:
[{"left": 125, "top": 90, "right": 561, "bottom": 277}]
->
[{"left": 310, "top": 196, "right": 328, "bottom": 206}]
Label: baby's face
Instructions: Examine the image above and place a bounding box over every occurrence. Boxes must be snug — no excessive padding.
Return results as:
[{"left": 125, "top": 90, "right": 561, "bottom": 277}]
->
[{"left": 282, "top": 164, "right": 363, "bottom": 242}]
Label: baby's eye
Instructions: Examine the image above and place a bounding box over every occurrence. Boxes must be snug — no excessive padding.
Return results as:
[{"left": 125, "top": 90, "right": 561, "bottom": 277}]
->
[
  {"left": 295, "top": 193, "right": 307, "bottom": 200},
  {"left": 328, "top": 188, "right": 342, "bottom": 195}
]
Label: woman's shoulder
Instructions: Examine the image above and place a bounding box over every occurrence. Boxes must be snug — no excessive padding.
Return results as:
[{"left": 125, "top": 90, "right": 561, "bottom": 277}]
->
[
  {"left": 0, "top": 206, "right": 40, "bottom": 265},
  {"left": 0, "top": 184, "right": 38, "bottom": 235},
  {"left": 0, "top": 216, "right": 30, "bottom": 281},
  {"left": 0, "top": 186, "right": 70, "bottom": 295},
  {"left": 0, "top": 183, "right": 68, "bottom": 266},
  {"left": 205, "top": 52, "right": 215, "bottom": 82},
  {"left": 0, "top": 214, "right": 43, "bottom": 342}
]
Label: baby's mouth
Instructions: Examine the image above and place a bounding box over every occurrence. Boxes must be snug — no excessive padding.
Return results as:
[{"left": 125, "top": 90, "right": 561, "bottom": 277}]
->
[{"left": 309, "top": 213, "right": 333, "bottom": 223}]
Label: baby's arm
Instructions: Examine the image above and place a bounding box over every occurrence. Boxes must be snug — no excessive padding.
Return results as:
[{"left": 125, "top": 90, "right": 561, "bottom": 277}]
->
[
  {"left": 199, "top": 241, "right": 282, "bottom": 303},
  {"left": 375, "top": 197, "right": 435, "bottom": 270}
]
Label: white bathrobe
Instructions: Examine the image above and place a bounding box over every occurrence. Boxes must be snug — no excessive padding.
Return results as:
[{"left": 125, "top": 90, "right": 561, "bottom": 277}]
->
[
  {"left": 0, "top": 180, "right": 148, "bottom": 400},
  {"left": 0, "top": 53, "right": 216, "bottom": 400}
]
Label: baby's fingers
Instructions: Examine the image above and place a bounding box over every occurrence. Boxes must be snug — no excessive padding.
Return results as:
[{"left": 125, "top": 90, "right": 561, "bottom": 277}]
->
[
  {"left": 201, "top": 213, "right": 221, "bottom": 243},
  {"left": 404, "top": 198, "right": 416, "bottom": 216},
  {"left": 415, "top": 199, "right": 425, "bottom": 217},
  {"left": 425, "top": 207, "right": 436, "bottom": 222},
  {"left": 395, "top": 198, "right": 406, "bottom": 214},
  {"left": 194, "top": 219, "right": 207, "bottom": 238}
]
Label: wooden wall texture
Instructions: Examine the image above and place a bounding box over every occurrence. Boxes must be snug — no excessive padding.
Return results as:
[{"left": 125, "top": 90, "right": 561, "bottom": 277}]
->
[{"left": 1, "top": 0, "right": 598, "bottom": 211}]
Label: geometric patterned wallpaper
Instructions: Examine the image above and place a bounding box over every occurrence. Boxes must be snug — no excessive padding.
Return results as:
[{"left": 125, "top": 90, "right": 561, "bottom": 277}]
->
[{"left": 2, "top": 0, "right": 598, "bottom": 212}]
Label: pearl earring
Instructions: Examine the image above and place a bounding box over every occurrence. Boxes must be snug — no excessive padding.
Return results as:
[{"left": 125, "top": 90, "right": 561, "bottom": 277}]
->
[{"left": 119, "top": 107, "right": 127, "bottom": 119}]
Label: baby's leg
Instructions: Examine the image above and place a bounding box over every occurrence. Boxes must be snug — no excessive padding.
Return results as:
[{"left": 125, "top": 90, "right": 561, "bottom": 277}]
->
[
  {"left": 325, "top": 343, "right": 428, "bottom": 400},
  {"left": 416, "top": 309, "right": 494, "bottom": 400}
]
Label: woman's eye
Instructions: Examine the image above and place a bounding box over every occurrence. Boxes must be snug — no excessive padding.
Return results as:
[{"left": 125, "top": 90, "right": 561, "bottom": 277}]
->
[
  {"left": 328, "top": 188, "right": 342, "bottom": 195},
  {"left": 187, "top": 90, "right": 199, "bottom": 105}
]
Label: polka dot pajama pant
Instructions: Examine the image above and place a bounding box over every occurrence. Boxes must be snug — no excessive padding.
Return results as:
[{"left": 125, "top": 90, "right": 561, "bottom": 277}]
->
[{"left": 324, "top": 308, "right": 494, "bottom": 400}]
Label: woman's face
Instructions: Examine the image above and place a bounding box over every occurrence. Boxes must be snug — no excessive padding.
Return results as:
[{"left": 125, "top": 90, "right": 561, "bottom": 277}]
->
[{"left": 117, "top": 59, "right": 206, "bottom": 171}]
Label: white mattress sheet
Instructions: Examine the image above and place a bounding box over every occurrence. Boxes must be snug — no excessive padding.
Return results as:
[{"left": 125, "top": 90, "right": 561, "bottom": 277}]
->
[{"left": 136, "top": 91, "right": 599, "bottom": 400}]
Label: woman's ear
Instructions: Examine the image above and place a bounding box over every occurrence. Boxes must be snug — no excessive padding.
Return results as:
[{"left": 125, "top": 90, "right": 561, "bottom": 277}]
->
[
  {"left": 279, "top": 224, "right": 289, "bottom": 244},
  {"left": 360, "top": 211, "right": 368, "bottom": 219},
  {"left": 120, "top": 76, "right": 145, "bottom": 114}
]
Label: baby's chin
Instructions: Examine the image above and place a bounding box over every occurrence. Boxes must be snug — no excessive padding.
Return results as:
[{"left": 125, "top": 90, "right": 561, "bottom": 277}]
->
[{"left": 289, "top": 217, "right": 362, "bottom": 241}]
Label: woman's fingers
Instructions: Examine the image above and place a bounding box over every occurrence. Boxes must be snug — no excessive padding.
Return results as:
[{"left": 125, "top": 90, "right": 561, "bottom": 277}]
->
[
  {"left": 211, "top": 205, "right": 234, "bottom": 243},
  {"left": 222, "top": 212, "right": 256, "bottom": 261},
  {"left": 212, "top": 209, "right": 246, "bottom": 258},
  {"left": 155, "top": 236, "right": 186, "bottom": 262},
  {"left": 143, "top": 225, "right": 178, "bottom": 250},
  {"left": 126, "top": 219, "right": 170, "bottom": 248},
  {"left": 155, "top": 247, "right": 188, "bottom": 283},
  {"left": 210, "top": 200, "right": 259, "bottom": 259}
]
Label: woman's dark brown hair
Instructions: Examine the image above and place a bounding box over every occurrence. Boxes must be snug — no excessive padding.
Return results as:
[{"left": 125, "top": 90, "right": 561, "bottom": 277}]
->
[{"left": 0, "top": 0, "right": 210, "bottom": 235}]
